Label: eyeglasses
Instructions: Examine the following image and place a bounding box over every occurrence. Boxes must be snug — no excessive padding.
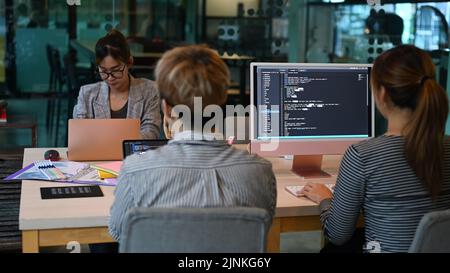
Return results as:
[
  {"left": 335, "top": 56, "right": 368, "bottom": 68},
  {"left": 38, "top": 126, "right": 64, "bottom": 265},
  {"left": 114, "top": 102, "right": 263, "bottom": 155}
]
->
[{"left": 98, "top": 65, "right": 126, "bottom": 80}]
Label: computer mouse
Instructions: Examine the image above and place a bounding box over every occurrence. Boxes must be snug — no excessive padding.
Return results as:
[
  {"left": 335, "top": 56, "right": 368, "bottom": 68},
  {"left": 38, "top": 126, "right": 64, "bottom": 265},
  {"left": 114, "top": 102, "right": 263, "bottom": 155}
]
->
[{"left": 44, "top": 150, "right": 60, "bottom": 161}]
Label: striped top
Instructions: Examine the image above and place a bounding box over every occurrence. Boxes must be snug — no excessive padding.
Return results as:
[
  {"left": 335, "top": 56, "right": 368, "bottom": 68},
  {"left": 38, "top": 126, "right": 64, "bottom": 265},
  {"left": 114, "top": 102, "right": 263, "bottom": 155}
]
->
[
  {"left": 108, "top": 136, "right": 277, "bottom": 241},
  {"left": 319, "top": 135, "right": 450, "bottom": 253}
]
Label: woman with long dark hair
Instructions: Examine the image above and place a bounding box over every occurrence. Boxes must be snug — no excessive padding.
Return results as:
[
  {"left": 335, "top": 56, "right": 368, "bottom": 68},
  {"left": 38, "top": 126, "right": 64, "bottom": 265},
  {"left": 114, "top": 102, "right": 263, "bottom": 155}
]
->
[{"left": 302, "top": 45, "right": 450, "bottom": 253}]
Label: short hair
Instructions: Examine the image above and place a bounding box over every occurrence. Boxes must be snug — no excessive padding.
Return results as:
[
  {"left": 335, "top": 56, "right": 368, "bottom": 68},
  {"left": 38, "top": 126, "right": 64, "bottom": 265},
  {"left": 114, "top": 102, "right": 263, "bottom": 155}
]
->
[
  {"left": 95, "top": 29, "right": 130, "bottom": 65},
  {"left": 155, "top": 45, "right": 230, "bottom": 111}
]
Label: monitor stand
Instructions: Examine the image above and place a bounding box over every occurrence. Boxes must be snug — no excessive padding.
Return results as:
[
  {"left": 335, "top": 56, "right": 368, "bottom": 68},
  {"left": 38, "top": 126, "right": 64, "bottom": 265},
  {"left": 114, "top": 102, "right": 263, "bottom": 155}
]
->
[{"left": 291, "top": 155, "right": 331, "bottom": 179}]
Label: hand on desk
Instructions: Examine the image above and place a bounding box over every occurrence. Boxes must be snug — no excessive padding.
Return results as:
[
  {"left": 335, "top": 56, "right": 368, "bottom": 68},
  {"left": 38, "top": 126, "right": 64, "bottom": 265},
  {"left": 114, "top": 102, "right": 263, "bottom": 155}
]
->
[{"left": 300, "top": 182, "right": 333, "bottom": 204}]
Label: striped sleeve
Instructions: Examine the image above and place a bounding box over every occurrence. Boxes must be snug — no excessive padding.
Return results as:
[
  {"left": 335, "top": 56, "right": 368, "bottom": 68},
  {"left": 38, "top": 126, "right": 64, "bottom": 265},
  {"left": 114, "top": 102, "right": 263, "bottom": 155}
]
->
[
  {"left": 320, "top": 145, "right": 365, "bottom": 246},
  {"left": 108, "top": 171, "right": 135, "bottom": 242},
  {"left": 265, "top": 164, "right": 277, "bottom": 218}
]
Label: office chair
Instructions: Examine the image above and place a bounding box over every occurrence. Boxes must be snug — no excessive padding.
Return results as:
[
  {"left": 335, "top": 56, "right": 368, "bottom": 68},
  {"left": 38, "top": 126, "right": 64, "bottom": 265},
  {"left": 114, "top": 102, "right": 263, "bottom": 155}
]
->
[
  {"left": 45, "top": 44, "right": 56, "bottom": 132},
  {"left": 62, "top": 52, "right": 82, "bottom": 147},
  {"left": 119, "top": 207, "right": 272, "bottom": 253},
  {"left": 46, "top": 44, "right": 67, "bottom": 146},
  {"left": 63, "top": 52, "right": 81, "bottom": 111},
  {"left": 409, "top": 209, "right": 450, "bottom": 253}
]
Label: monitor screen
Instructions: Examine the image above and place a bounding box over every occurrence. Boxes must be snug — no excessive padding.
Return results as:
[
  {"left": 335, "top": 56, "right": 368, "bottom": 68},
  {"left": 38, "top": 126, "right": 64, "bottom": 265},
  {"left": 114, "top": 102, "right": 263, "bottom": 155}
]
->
[{"left": 250, "top": 63, "right": 375, "bottom": 156}]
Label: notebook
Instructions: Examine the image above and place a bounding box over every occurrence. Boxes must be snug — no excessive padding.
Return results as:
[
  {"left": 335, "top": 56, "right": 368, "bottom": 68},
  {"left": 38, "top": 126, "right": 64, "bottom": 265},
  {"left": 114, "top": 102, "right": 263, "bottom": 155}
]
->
[
  {"left": 91, "top": 161, "right": 123, "bottom": 178},
  {"left": 35, "top": 160, "right": 66, "bottom": 180},
  {"left": 5, "top": 160, "right": 118, "bottom": 186}
]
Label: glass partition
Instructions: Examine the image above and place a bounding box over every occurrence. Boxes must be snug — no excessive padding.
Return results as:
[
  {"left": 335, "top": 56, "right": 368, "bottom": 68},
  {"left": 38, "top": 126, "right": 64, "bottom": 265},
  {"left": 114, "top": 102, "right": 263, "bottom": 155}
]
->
[
  {"left": 1, "top": 0, "right": 449, "bottom": 147},
  {"left": 14, "top": 0, "right": 69, "bottom": 93},
  {"left": 204, "top": 0, "right": 289, "bottom": 61},
  {"left": 305, "top": 1, "right": 450, "bottom": 135},
  {"left": 306, "top": 1, "right": 450, "bottom": 64}
]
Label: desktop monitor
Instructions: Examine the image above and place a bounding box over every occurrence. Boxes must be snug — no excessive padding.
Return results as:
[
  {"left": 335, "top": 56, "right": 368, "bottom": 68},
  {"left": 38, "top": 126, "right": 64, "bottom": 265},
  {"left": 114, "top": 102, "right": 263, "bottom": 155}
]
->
[{"left": 250, "top": 63, "right": 375, "bottom": 178}]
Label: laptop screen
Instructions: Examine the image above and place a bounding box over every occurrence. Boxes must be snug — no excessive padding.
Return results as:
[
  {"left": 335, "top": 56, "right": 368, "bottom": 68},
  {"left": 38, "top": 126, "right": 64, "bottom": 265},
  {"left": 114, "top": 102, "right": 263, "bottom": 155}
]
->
[{"left": 123, "top": 139, "right": 168, "bottom": 159}]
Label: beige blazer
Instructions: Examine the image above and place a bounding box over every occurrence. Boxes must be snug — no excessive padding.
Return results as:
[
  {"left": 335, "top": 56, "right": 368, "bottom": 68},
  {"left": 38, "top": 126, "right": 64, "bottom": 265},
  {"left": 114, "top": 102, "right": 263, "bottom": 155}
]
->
[{"left": 73, "top": 76, "right": 161, "bottom": 139}]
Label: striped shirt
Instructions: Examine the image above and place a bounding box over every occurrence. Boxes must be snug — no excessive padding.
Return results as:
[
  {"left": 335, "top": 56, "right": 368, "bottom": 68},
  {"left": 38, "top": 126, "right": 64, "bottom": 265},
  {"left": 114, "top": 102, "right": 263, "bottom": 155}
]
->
[
  {"left": 319, "top": 135, "right": 450, "bottom": 253},
  {"left": 108, "top": 134, "right": 277, "bottom": 241}
]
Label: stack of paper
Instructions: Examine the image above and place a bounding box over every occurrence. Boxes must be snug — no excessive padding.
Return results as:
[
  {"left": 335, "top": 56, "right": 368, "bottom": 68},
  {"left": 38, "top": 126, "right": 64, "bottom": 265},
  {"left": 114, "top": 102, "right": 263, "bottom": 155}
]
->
[{"left": 5, "top": 160, "right": 119, "bottom": 186}]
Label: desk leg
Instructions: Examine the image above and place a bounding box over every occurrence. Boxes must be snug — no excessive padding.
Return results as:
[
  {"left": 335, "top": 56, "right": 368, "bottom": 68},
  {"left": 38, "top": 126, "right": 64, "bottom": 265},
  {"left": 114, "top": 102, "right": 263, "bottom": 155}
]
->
[
  {"left": 22, "top": 230, "right": 39, "bottom": 253},
  {"left": 320, "top": 232, "right": 327, "bottom": 249},
  {"left": 266, "top": 218, "right": 281, "bottom": 253}
]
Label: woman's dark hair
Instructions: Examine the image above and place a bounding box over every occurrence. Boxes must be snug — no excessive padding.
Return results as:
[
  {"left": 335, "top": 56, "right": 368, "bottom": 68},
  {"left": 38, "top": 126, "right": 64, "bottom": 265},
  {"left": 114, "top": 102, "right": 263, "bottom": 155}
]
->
[
  {"left": 95, "top": 29, "right": 130, "bottom": 65},
  {"left": 371, "top": 45, "right": 449, "bottom": 198}
]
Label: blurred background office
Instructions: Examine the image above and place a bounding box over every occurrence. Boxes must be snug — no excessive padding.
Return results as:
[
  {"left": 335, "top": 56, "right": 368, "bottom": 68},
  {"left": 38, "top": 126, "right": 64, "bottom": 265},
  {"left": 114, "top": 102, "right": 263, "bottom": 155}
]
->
[
  {"left": 1, "top": 0, "right": 450, "bottom": 149},
  {"left": 0, "top": 0, "right": 450, "bottom": 253}
]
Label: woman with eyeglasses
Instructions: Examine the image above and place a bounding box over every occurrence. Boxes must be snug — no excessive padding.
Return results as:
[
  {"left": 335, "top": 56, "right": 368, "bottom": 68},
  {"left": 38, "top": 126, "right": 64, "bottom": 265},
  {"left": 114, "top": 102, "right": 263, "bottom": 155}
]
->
[{"left": 73, "top": 29, "right": 161, "bottom": 139}]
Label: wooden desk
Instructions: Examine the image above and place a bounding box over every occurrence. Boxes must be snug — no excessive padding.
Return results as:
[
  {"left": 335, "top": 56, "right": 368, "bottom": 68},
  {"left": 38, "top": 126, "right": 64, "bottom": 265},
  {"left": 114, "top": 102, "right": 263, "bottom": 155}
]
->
[
  {"left": 267, "top": 154, "right": 341, "bottom": 252},
  {"left": 20, "top": 147, "right": 342, "bottom": 253},
  {"left": 20, "top": 148, "right": 116, "bottom": 252}
]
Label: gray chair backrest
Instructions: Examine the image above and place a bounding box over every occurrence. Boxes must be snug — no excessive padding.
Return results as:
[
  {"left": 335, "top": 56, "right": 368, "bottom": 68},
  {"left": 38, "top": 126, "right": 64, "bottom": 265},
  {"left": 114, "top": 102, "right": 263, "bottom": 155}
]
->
[
  {"left": 119, "top": 207, "right": 272, "bottom": 253},
  {"left": 409, "top": 209, "right": 450, "bottom": 253}
]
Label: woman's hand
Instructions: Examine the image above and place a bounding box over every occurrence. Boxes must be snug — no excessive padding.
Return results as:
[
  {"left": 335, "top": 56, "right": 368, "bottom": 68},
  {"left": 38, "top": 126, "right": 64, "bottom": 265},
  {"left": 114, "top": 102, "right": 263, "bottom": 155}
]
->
[{"left": 300, "top": 182, "right": 333, "bottom": 204}]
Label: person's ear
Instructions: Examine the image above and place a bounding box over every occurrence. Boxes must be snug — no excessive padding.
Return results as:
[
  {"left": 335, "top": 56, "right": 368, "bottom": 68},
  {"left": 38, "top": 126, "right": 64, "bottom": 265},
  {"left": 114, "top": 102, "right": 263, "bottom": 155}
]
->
[
  {"left": 161, "top": 99, "right": 174, "bottom": 139},
  {"left": 379, "top": 86, "right": 390, "bottom": 107},
  {"left": 128, "top": 56, "right": 134, "bottom": 67},
  {"left": 161, "top": 99, "right": 172, "bottom": 118}
]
